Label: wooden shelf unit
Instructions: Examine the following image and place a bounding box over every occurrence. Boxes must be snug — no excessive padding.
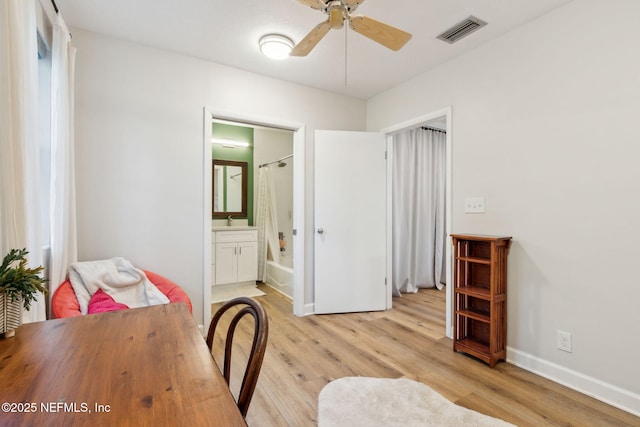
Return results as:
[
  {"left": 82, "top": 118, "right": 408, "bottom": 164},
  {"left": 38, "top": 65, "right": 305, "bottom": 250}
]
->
[{"left": 451, "top": 234, "right": 512, "bottom": 368}]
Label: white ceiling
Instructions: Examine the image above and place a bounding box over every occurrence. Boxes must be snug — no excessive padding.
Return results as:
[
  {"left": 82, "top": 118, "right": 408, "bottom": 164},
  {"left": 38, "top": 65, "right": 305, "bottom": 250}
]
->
[{"left": 56, "top": 0, "right": 572, "bottom": 100}]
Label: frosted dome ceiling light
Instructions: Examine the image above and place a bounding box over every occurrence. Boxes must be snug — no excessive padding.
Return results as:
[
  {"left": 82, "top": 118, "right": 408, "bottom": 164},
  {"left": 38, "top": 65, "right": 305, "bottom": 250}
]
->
[{"left": 259, "top": 34, "right": 294, "bottom": 60}]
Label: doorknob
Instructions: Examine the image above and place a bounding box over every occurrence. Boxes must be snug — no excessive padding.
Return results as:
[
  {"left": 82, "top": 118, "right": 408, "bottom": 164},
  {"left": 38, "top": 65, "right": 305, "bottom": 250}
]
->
[{"left": 317, "top": 228, "right": 324, "bottom": 234}]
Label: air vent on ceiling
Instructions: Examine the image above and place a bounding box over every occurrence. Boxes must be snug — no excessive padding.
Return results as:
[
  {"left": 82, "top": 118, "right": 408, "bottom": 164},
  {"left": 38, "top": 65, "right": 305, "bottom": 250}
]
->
[{"left": 437, "top": 16, "right": 487, "bottom": 44}]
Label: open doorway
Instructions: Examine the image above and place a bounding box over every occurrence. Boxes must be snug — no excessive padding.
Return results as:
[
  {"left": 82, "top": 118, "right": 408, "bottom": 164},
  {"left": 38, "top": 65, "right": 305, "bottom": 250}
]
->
[
  {"left": 391, "top": 123, "right": 446, "bottom": 292},
  {"left": 202, "top": 109, "right": 306, "bottom": 326},
  {"left": 382, "top": 108, "right": 453, "bottom": 337}
]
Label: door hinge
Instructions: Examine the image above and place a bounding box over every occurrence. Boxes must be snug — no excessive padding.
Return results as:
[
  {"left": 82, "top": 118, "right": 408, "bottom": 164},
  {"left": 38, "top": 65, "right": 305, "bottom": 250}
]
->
[{"left": 385, "top": 151, "right": 388, "bottom": 160}]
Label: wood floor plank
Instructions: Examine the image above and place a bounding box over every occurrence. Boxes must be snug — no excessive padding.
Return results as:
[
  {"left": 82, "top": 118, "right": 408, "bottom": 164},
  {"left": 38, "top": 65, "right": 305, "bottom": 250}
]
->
[{"left": 210, "top": 285, "right": 639, "bottom": 427}]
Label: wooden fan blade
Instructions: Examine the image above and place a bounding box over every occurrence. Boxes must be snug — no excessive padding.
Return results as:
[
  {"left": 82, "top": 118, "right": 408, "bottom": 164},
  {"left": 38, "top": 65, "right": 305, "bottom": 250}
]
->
[
  {"left": 349, "top": 15, "right": 412, "bottom": 51},
  {"left": 290, "top": 20, "right": 332, "bottom": 57},
  {"left": 293, "top": 0, "right": 325, "bottom": 10}
]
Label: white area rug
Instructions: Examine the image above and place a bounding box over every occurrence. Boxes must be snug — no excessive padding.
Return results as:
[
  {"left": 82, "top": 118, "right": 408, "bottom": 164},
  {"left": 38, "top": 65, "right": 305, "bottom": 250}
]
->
[
  {"left": 318, "top": 377, "right": 516, "bottom": 427},
  {"left": 211, "top": 284, "right": 265, "bottom": 304}
]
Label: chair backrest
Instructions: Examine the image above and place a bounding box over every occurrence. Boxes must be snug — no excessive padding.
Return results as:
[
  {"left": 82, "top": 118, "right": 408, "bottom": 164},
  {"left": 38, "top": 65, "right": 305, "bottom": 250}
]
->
[{"left": 206, "top": 297, "right": 268, "bottom": 418}]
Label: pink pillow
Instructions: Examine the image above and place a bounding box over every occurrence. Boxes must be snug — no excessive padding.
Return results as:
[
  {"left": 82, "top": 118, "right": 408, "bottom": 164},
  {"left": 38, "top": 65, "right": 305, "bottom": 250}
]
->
[{"left": 87, "top": 289, "right": 129, "bottom": 314}]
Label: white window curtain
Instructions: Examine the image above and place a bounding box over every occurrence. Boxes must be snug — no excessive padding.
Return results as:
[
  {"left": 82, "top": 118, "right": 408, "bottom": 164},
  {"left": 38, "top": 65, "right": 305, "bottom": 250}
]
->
[
  {"left": 48, "top": 13, "right": 77, "bottom": 297},
  {"left": 255, "top": 167, "right": 280, "bottom": 281},
  {"left": 392, "top": 127, "right": 446, "bottom": 296},
  {"left": 0, "top": 0, "right": 46, "bottom": 322}
]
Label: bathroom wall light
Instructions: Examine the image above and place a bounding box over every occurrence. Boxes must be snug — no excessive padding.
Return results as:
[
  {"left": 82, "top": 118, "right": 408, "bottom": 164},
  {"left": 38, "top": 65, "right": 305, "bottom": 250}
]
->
[
  {"left": 259, "top": 34, "right": 294, "bottom": 60},
  {"left": 211, "top": 138, "right": 250, "bottom": 148}
]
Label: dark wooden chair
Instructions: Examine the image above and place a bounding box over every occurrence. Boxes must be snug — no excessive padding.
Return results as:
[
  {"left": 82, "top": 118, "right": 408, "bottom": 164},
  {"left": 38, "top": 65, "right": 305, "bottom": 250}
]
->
[{"left": 206, "top": 297, "right": 268, "bottom": 418}]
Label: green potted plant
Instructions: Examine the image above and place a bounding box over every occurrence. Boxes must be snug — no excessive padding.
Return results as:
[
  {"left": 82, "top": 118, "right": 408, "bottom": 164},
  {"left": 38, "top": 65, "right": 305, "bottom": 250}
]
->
[{"left": 0, "top": 248, "right": 47, "bottom": 338}]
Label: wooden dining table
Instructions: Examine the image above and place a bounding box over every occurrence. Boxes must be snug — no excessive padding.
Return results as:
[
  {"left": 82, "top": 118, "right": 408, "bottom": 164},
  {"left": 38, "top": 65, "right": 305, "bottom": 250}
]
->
[{"left": 0, "top": 302, "right": 246, "bottom": 426}]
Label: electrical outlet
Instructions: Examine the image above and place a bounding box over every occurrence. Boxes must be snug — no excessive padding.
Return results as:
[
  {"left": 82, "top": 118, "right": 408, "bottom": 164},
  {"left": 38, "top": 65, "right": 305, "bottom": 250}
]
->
[
  {"left": 557, "top": 330, "right": 572, "bottom": 353},
  {"left": 464, "top": 197, "right": 485, "bottom": 213}
]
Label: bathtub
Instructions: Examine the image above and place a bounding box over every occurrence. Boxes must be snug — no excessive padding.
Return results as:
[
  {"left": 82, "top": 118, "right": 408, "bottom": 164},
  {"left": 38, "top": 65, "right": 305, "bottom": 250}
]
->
[{"left": 266, "top": 256, "right": 293, "bottom": 299}]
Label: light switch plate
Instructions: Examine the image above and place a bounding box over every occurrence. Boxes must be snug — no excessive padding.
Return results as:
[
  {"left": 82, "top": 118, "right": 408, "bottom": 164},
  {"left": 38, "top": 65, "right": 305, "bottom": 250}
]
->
[{"left": 464, "top": 197, "right": 485, "bottom": 213}]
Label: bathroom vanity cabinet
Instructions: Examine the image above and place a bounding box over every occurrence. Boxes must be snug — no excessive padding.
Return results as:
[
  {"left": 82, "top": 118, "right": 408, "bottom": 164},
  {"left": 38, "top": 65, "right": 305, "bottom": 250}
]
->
[
  {"left": 212, "top": 229, "right": 258, "bottom": 286},
  {"left": 451, "top": 234, "right": 511, "bottom": 368}
]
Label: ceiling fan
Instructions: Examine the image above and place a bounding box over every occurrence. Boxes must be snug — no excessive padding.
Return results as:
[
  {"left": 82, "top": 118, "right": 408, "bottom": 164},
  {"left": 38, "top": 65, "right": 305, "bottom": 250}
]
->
[{"left": 290, "top": 0, "right": 412, "bottom": 57}]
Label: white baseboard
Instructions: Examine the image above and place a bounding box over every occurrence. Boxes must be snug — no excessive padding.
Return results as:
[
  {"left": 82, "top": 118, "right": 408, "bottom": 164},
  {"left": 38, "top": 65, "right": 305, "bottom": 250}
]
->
[{"left": 507, "top": 347, "right": 640, "bottom": 417}]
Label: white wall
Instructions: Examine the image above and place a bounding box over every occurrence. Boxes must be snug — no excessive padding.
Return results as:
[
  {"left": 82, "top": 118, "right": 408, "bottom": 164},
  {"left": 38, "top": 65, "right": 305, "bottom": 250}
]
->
[
  {"left": 368, "top": 0, "right": 640, "bottom": 414},
  {"left": 71, "top": 29, "right": 366, "bottom": 325}
]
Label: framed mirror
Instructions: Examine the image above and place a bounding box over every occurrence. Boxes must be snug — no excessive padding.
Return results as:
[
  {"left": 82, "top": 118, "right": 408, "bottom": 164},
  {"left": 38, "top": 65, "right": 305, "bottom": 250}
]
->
[{"left": 212, "top": 159, "right": 248, "bottom": 218}]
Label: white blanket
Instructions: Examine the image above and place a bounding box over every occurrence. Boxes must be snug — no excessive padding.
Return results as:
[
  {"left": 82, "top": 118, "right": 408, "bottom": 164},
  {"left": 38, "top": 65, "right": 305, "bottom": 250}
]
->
[{"left": 68, "top": 257, "right": 170, "bottom": 314}]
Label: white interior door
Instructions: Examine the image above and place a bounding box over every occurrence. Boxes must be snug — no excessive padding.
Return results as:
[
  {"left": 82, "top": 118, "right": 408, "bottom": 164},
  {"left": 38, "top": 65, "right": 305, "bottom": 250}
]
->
[{"left": 314, "top": 130, "right": 387, "bottom": 314}]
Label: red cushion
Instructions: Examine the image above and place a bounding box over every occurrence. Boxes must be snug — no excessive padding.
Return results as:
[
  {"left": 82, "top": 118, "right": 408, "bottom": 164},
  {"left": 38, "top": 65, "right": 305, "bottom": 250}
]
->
[
  {"left": 142, "top": 270, "right": 193, "bottom": 313},
  {"left": 51, "top": 279, "right": 82, "bottom": 318},
  {"left": 51, "top": 269, "right": 192, "bottom": 318}
]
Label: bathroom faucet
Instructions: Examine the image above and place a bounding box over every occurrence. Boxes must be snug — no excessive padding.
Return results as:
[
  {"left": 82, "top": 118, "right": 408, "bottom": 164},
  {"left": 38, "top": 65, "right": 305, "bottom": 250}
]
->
[{"left": 227, "top": 215, "right": 233, "bottom": 226}]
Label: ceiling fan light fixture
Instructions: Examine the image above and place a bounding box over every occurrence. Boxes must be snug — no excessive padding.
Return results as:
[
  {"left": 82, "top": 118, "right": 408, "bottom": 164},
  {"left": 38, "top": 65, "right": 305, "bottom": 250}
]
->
[{"left": 259, "top": 34, "right": 294, "bottom": 60}]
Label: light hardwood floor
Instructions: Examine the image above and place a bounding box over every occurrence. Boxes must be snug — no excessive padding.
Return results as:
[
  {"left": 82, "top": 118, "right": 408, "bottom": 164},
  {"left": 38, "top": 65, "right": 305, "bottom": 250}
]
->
[{"left": 210, "top": 284, "right": 639, "bottom": 426}]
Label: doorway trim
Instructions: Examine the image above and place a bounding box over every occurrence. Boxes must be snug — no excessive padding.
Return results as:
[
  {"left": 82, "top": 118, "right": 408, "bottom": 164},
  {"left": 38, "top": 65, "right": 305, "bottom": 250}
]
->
[
  {"left": 202, "top": 108, "right": 306, "bottom": 326},
  {"left": 380, "top": 106, "right": 453, "bottom": 338}
]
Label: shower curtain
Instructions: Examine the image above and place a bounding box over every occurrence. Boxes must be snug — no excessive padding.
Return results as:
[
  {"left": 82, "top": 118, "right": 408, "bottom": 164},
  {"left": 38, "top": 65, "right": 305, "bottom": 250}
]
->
[
  {"left": 392, "top": 127, "right": 446, "bottom": 296},
  {"left": 255, "top": 167, "right": 280, "bottom": 282}
]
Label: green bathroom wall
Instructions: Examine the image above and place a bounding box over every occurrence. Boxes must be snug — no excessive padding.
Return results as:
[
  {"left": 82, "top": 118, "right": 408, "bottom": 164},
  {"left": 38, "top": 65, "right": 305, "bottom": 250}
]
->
[{"left": 212, "top": 123, "right": 254, "bottom": 224}]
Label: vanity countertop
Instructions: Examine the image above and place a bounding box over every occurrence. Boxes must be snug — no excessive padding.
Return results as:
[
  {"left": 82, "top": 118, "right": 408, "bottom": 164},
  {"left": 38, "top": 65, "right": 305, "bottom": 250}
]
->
[{"left": 212, "top": 226, "right": 258, "bottom": 232}]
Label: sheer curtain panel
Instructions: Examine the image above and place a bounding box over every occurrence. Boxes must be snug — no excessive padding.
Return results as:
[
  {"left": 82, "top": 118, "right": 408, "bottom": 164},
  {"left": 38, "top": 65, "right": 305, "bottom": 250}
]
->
[
  {"left": 48, "top": 13, "right": 77, "bottom": 298},
  {"left": 0, "top": 0, "right": 46, "bottom": 322},
  {"left": 255, "top": 167, "right": 280, "bottom": 281},
  {"left": 392, "top": 128, "right": 446, "bottom": 296}
]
